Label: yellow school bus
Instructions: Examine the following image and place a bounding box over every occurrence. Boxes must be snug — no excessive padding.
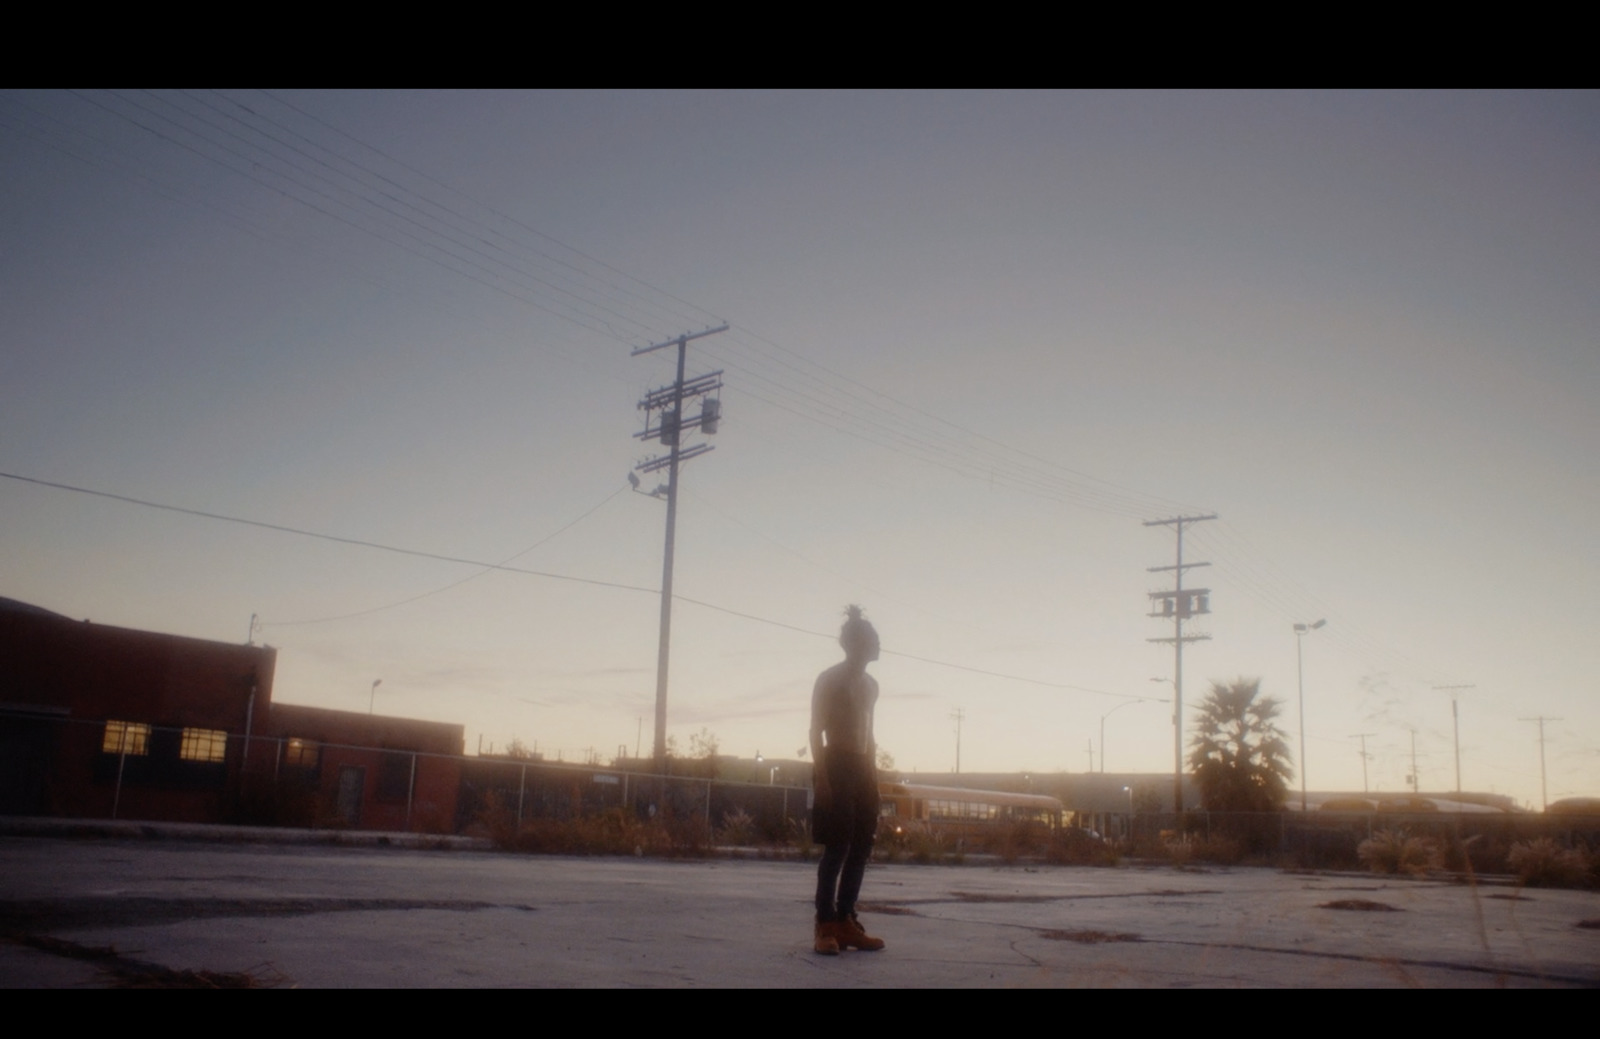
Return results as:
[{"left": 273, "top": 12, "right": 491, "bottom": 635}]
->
[{"left": 878, "top": 782, "right": 1064, "bottom": 836}]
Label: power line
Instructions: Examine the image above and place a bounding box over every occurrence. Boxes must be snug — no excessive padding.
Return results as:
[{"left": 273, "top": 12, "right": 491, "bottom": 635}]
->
[
  {"left": 72, "top": 89, "right": 643, "bottom": 347},
  {"left": 60, "top": 89, "right": 1200, "bottom": 521},
  {"left": 11, "top": 92, "right": 1472, "bottom": 698},
  {"left": 264, "top": 485, "right": 629, "bottom": 627},
  {"left": 1, "top": 471, "right": 655, "bottom": 597},
  {"left": 1, "top": 470, "right": 1143, "bottom": 701},
  {"left": 250, "top": 90, "right": 725, "bottom": 334},
  {"left": 162, "top": 89, "right": 671, "bottom": 343}
]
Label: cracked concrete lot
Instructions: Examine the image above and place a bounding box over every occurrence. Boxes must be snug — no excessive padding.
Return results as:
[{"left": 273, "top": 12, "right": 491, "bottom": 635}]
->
[{"left": 2, "top": 836, "right": 1597, "bottom": 987}]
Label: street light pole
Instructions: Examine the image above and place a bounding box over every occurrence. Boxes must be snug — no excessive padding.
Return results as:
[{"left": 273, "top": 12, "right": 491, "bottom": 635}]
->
[
  {"left": 1100, "top": 698, "right": 1146, "bottom": 774},
  {"left": 369, "top": 678, "right": 382, "bottom": 715},
  {"left": 1293, "top": 620, "right": 1325, "bottom": 812}
]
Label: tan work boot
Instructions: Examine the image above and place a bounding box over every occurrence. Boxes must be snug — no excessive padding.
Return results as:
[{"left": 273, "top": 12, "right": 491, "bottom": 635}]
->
[
  {"left": 839, "top": 913, "right": 885, "bottom": 951},
  {"left": 814, "top": 918, "right": 840, "bottom": 955}
]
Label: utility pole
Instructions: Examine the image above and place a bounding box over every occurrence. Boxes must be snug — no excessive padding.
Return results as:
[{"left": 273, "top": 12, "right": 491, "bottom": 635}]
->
[
  {"left": 1350, "top": 733, "right": 1375, "bottom": 793},
  {"left": 1433, "top": 685, "right": 1473, "bottom": 796},
  {"left": 951, "top": 707, "right": 964, "bottom": 774},
  {"left": 1294, "top": 619, "right": 1327, "bottom": 812},
  {"left": 1145, "top": 513, "right": 1216, "bottom": 815},
  {"left": 633, "top": 325, "right": 728, "bottom": 776},
  {"left": 1519, "top": 716, "right": 1561, "bottom": 811},
  {"left": 1407, "top": 728, "right": 1420, "bottom": 793}
]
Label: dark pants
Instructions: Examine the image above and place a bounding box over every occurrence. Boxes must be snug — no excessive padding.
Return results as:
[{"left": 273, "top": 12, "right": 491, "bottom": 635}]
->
[{"left": 814, "top": 751, "right": 878, "bottom": 921}]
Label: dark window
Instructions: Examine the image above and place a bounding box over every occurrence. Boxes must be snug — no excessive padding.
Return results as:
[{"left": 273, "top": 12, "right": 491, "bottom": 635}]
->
[{"left": 377, "top": 751, "right": 413, "bottom": 801}]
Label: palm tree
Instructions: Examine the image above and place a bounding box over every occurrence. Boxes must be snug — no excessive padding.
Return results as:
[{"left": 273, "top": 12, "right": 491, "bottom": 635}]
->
[{"left": 1187, "top": 678, "right": 1293, "bottom": 813}]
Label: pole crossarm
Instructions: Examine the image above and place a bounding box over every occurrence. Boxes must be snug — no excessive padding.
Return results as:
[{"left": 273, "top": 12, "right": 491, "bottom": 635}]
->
[
  {"left": 630, "top": 324, "right": 730, "bottom": 357},
  {"left": 638, "top": 371, "right": 724, "bottom": 413},
  {"left": 635, "top": 444, "right": 712, "bottom": 474},
  {"left": 1143, "top": 513, "right": 1218, "bottom": 528}
]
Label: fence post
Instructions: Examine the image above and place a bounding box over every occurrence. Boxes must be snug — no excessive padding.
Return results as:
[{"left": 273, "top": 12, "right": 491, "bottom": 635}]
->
[
  {"left": 406, "top": 753, "right": 417, "bottom": 831},
  {"left": 112, "top": 745, "right": 127, "bottom": 820},
  {"left": 517, "top": 764, "right": 526, "bottom": 826}
]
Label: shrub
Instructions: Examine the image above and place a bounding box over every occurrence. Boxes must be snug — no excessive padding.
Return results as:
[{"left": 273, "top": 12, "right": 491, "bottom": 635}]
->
[
  {"left": 476, "top": 802, "right": 716, "bottom": 859},
  {"left": 789, "top": 817, "right": 816, "bottom": 859},
  {"left": 988, "top": 820, "right": 1051, "bottom": 864},
  {"left": 717, "top": 808, "right": 756, "bottom": 847},
  {"left": 1507, "top": 838, "right": 1590, "bottom": 888},
  {"left": 1357, "top": 828, "right": 1442, "bottom": 875},
  {"left": 907, "top": 828, "right": 959, "bottom": 865},
  {"left": 1195, "top": 833, "right": 1245, "bottom": 865},
  {"left": 1045, "top": 829, "right": 1120, "bottom": 867}
]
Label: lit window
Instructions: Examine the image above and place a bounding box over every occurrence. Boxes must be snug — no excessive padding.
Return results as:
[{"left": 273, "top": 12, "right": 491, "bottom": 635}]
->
[
  {"left": 284, "top": 738, "right": 319, "bottom": 768},
  {"left": 179, "top": 727, "right": 228, "bottom": 763},
  {"left": 103, "top": 720, "right": 151, "bottom": 756}
]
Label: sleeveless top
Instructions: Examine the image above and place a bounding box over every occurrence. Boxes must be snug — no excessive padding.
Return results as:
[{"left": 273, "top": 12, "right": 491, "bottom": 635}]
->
[{"left": 813, "top": 662, "right": 877, "bottom": 755}]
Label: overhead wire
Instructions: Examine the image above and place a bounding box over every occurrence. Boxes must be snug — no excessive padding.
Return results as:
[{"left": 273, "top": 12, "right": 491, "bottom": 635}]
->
[
  {"left": 59, "top": 89, "right": 1246, "bottom": 524},
  {"left": 86, "top": 89, "right": 1206, "bottom": 521},
  {"left": 165, "top": 89, "right": 672, "bottom": 344},
  {"left": 12, "top": 91, "right": 645, "bottom": 392},
  {"left": 0, "top": 470, "right": 1148, "bottom": 701},
  {"left": 264, "top": 484, "right": 630, "bottom": 627},
  {"left": 251, "top": 89, "right": 726, "bottom": 335},
  {"left": 73, "top": 89, "right": 642, "bottom": 349},
  {"left": 12, "top": 91, "right": 1467, "bottom": 700}
]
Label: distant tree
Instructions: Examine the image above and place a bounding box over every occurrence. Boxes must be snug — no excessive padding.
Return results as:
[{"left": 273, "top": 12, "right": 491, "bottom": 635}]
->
[
  {"left": 875, "top": 746, "right": 896, "bottom": 773},
  {"left": 683, "top": 727, "right": 721, "bottom": 778},
  {"left": 689, "top": 727, "right": 720, "bottom": 759},
  {"left": 1187, "top": 678, "right": 1293, "bottom": 813}
]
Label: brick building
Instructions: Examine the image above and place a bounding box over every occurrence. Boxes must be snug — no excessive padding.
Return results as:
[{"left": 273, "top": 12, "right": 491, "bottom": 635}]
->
[{"left": 0, "top": 597, "right": 461, "bottom": 833}]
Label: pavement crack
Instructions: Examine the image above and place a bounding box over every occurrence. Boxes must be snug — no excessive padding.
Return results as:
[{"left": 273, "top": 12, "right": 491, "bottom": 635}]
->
[
  {"left": 4, "top": 931, "right": 291, "bottom": 988},
  {"left": 0, "top": 896, "right": 512, "bottom": 930},
  {"left": 1152, "top": 937, "right": 1591, "bottom": 986}
]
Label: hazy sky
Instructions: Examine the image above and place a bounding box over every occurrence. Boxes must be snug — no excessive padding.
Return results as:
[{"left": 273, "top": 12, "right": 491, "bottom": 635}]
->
[{"left": 3, "top": 90, "right": 1595, "bottom": 807}]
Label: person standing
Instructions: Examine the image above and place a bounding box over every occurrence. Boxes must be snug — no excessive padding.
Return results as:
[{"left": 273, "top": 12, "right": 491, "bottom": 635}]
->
[{"left": 810, "top": 605, "right": 886, "bottom": 954}]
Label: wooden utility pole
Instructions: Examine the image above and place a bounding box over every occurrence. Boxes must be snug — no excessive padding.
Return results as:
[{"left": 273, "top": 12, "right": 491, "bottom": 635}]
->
[
  {"left": 1350, "top": 732, "right": 1376, "bottom": 793},
  {"left": 1519, "top": 715, "right": 1562, "bottom": 811},
  {"left": 633, "top": 325, "right": 727, "bottom": 776},
  {"left": 1145, "top": 514, "right": 1215, "bottom": 815},
  {"left": 1434, "top": 684, "right": 1474, "bottom": 795}
]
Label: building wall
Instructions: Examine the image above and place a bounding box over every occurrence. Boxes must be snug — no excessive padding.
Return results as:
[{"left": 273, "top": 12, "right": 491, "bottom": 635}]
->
[
  {"left": 262, "top": 703, "right": 464, "bottom": 834},
  {"left": 1, "top": 598, "right": 462, "bottom": 833},
  {"left": 1, "top": 598, "right": 275, "bottom": 822}
]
